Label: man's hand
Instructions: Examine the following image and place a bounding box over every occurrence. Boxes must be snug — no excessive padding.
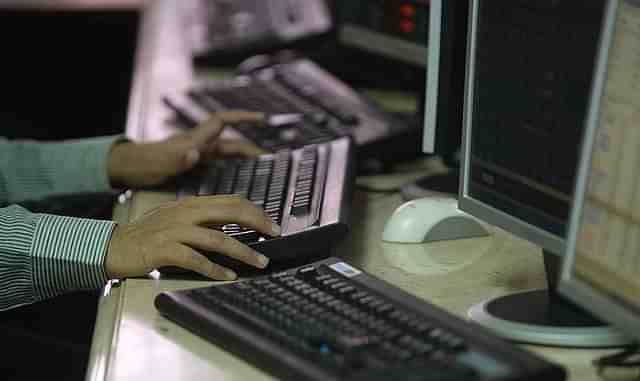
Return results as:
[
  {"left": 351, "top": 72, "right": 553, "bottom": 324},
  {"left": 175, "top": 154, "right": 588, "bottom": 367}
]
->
[
  {"left": 105, "top": 195, "right": 281, "bottom": 280},
  {"left": 108, "top": 111, "right": 267, "bottom": 188}
]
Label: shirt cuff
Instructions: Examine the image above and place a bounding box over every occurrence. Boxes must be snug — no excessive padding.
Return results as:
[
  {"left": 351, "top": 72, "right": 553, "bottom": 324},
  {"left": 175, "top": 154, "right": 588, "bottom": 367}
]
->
[
  {"left": 78, "top": 135, "right": 128, "bottom": 193},
  {"left": 31, "top": 213, "right": 115, "bottom": 301}
]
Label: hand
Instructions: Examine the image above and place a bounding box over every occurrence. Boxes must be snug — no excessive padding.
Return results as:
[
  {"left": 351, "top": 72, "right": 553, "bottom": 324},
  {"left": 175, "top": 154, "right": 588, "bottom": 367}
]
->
[
  {"left": 105, "top": 195, "right": 281, "bottom": 280},
  {"left": 108, "top": 111, "right": 268, "bottom": 188}
]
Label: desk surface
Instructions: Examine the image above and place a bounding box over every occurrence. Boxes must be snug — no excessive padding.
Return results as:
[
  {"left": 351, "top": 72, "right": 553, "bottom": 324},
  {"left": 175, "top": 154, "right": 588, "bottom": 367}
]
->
[
  {"left": 89, "top": 190, "right": 634, "bottom": 381},
  {"left": 86, "top": 1, "right": 637, "bottom": 380}
]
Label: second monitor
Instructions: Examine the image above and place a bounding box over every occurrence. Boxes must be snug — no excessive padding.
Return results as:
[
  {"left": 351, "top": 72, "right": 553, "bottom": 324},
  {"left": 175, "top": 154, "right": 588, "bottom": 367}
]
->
[
  {"left": 386, "top": 0, "right": 631, "bottom": 347},
  {"left": 460, "top": 0, "right": 628, "bottom": 347}
]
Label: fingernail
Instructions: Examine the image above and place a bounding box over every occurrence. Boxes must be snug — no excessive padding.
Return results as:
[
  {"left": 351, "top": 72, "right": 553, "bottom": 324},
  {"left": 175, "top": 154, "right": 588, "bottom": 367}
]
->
[
  {"left": 224, "top": 269, "right": 237, "bottom": 280},
  {"left": 271, "top": 223, "right": 281, "bottom": 235},
  {"left": 256, "top": 254, "right": 270, "bottom": 268},
  {"left": 185, "top": 149, "right": 200, "bottom": 166}
]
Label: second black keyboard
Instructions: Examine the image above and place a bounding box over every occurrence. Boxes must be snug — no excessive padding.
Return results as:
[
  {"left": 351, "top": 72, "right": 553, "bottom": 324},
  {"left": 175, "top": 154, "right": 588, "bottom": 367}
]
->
[
  {"left": 164, "top": 53, "right": 421, "bottom": 164},
  {"left": 173, "top": 137, "right": 355, "bottom": 270}
]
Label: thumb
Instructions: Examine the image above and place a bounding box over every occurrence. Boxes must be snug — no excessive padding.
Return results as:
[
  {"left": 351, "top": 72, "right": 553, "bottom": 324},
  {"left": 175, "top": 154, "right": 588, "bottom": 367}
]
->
[
  {"left": 182, "top": 148, "right": 201, "bottom": 169},
  {"left": 187, "top": 115, "right": 225, "bottom": 150}
]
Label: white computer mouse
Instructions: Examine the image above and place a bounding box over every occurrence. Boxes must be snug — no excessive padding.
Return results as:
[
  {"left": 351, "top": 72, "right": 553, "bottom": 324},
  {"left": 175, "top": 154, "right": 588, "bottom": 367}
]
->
[{"left": 382, "top": 197, "right": 489, "bottom": 243}]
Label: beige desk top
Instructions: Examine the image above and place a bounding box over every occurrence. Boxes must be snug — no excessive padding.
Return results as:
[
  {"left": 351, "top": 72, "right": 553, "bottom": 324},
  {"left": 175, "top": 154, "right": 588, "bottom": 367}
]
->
[{"left": 86, "top": 189, "right": 638, "bottom": 381}]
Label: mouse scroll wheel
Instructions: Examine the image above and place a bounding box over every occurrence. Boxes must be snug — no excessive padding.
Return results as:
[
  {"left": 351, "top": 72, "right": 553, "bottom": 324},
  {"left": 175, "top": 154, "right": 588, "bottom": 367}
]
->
[
  {"left": 279, "top": 129, "right": 299, "bottom": 142},
  {"left": 268, "top": 113, "right": 304, "bottom": 127}
]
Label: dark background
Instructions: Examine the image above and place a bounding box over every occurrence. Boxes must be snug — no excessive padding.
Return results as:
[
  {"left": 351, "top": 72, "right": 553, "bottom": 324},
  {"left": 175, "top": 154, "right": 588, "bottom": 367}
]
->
[
  {"left": 0, "top": 9, "right": 139, "bottom": 140},
  {"left": 0, "top": 8, "right": 140, "bottom": 381}
]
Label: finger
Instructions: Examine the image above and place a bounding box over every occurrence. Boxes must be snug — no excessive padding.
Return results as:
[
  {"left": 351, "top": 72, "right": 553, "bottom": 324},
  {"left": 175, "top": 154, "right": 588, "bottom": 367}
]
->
[
  {"left": 188, "top": 116, "right": 226, "bottom": 149},
  {"left": 163, "top": 244, "right": 238, "bottom": 280},
  {"left": 176, "top": 195, "right": 281, "bottom": 236},
  {"left": 167, "top": 226, "right": 270, "bottom": 269},
  {"left": 203, "top": 139, "right": 269, "bottom": 159},
  {"left": 189, "top": 111, "right": 266, "bottom": 151},
  {"left": 216, "top": 110, "right": 265, "bottom": 124}
]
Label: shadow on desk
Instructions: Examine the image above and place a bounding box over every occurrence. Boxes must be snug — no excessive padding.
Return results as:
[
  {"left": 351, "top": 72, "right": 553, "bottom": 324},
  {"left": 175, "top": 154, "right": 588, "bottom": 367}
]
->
[
  {"left": 16, "top": 192, "right": 119, "bottom": 220},
  {"left": 0, "top": 193, "right": 118, "bottom": 380},
  {"left": 0, "top": 290, "right": 100, "bottom": 381}
]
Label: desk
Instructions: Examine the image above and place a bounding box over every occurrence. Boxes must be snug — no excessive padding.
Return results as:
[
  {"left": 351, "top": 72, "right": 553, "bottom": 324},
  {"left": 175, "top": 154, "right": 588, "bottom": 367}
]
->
[
  {"left": 86, "top": 1, "right": 636, "bottom": 380},
  {"left": 88, "top": 190, "right": 634, "bottom": 381}
]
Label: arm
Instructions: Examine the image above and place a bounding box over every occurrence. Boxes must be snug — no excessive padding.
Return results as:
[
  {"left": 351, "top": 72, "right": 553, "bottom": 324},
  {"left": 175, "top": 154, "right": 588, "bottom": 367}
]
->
[
  {"left": 0, "top": 111, "right": 266, "bottom": 205},
  {"left": 0, "top": 136, "right": 119, "bottom": 205},
  {"left": 0, "top": 111, "right": 273, "bottom": 312},
  {"left": 0, "top": 195, "right": 278, "bottom": 312},
  {"left": 0, "top": 205, "right": 113, "bottom": 312}
]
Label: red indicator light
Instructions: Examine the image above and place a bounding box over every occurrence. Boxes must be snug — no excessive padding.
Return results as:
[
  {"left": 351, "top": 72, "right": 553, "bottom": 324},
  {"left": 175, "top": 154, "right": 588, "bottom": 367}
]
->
[
  {"left": 399, "top": 19, "right": 416, "bottom": 34},
  {"left": 399, "top": 4, "right": 416, "bottom": 18}
]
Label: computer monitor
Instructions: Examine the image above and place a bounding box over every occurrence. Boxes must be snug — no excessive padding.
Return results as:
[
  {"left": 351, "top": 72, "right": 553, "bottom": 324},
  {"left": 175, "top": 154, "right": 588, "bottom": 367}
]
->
[
  {"left": 559, "top": 0, "right": 640, "bottom": 345},
  {"left": 346, "top": 0, "right": 468, "bottom": 201},
  {"left": 422, "top": 0, "right": 468, "bottom": 156},
  {"left": 459, "top": 0, "right": 630, "bottom": 347},
  {"left": 398, "top": 0, "right": 470, "bottom": 201},
  {"left": 323, "top": 0, "right": 468, "bottom": 182},
  {"left": 329, "top": 1, "right": 429, "bottom": 96},
  {"left": 334, "top": 0, "right": 429, "bottom": 69}
]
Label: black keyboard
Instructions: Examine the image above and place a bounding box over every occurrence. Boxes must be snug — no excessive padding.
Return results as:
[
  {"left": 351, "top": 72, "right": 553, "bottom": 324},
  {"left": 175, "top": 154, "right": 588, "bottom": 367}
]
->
[
  {"left": 173, "top": 137, "right": 355, "bottom": 270},
  {"left": 163, "top": 53, "right": 421, "bottom": 166},
  {"left": 155, "top": 257, "right": 567, "bottom": 381}
]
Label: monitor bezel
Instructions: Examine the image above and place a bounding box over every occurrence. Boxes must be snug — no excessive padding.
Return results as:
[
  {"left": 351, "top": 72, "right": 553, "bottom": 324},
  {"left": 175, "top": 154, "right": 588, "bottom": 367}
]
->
[
  {"left": 458, "top": 0, "right": 564, "bottom": 256},
  {"left": 559, "top": 0, "right": 640, "bottom": 343},
  {"left": 422, "top": 0, "right": 442, "bottom": 153}
]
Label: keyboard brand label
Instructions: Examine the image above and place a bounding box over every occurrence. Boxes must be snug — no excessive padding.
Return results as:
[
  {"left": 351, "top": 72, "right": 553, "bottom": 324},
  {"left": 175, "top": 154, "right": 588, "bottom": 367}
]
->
[{"left": 329, "top": 262, "right": 362, "bottom": 277}]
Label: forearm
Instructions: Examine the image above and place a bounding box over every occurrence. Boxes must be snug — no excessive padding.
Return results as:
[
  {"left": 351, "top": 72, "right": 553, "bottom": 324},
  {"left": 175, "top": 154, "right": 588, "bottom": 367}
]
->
[
  {"left": 0, "top": 205, "right": 114, "bottom": 312},
  {"left": 0, "top": 136, "right": 121, "bottom": 205}
]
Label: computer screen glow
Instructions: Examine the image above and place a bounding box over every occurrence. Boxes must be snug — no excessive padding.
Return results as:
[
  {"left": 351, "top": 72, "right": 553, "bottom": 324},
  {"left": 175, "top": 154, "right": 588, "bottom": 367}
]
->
[{"left": 562, "top": 0, "right": 640, "bottom": 342}]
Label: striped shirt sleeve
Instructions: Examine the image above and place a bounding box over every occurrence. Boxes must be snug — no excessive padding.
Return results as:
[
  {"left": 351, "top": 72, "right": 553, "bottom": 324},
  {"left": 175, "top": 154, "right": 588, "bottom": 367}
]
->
[
  {"left": 0, "top": 205, "right": 114, "bottom": 311},
  {"left": 0, "top": 135, "right": 122, "bottom": 205},
  {"left": 0, "top": 136, "right": 121, "bottom": 311}
]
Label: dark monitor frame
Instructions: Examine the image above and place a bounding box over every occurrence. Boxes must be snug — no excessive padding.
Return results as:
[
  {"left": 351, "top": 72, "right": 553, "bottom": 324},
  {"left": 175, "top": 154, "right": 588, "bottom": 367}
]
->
[
  {"left": 457, "top": 0, "right": 629, "bottom": 347},
  {"left": 560, "top": 0, "right": 640, "bottom": 345},
  {"left": 423, "top": 0, "right": 469, "bottom": 156}
]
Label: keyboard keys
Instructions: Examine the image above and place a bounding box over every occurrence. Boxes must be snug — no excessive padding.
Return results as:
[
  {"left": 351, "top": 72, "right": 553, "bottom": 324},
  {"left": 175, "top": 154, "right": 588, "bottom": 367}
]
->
[
  {"left": 168, "top": 59, "right": 364, "bottom": 152},
  {"left": 291, "top": 146, "right": 317, "bottom": 216},
  {"left": 175, "top": 144, "right": 324, "bottom": 246},
  {"left": 238, "top": 265, "right": 446, "bottom": 369},
  {"left": 156, "top": 257, "right": 566, "bottom": 381}
]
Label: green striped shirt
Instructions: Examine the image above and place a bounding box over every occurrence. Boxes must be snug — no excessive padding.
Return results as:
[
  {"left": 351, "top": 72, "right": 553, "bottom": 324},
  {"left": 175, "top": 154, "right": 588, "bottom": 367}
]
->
[{"left": 1, "top": 136, "right": 119, "bottom": 311}]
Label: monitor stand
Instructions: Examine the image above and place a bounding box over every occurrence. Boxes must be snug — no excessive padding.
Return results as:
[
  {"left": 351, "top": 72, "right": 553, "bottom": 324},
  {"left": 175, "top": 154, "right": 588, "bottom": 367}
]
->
[
  {"left": 400, "top": 168, "right": 460, "bottom": 201},
  {"left": 468, "top": 251, "right": 631, "bottom": 348}
]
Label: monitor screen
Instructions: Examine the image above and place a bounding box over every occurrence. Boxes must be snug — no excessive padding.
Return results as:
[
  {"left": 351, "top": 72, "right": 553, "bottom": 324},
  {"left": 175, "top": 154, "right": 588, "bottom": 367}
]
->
[
  {"left": 560, "top": 0, "right": 640, "bottom": 343},
  {"left": 459, "top": 0, "right": 605, "bottom": 254}
]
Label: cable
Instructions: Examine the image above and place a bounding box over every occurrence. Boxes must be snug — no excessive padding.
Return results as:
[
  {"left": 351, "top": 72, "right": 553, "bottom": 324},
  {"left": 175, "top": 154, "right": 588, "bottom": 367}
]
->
[{"left": 593, "top": 345, "right": 640, "bottom": 380}]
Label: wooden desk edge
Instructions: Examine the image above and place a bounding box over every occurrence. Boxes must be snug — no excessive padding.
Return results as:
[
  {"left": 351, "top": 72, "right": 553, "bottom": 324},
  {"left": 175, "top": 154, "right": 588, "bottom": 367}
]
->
[{"left": 86, "top": 198, "right": 132, "bottom": 381}]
